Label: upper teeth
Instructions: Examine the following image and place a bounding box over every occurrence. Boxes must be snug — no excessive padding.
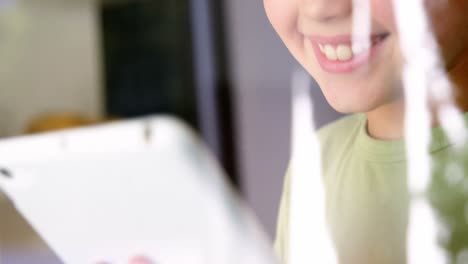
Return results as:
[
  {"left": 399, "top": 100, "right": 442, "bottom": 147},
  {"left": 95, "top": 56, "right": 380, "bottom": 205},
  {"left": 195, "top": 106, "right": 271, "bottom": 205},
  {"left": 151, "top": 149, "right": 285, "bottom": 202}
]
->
[{"left": 318, "top": 42, "right": 371, "bottom": 61}]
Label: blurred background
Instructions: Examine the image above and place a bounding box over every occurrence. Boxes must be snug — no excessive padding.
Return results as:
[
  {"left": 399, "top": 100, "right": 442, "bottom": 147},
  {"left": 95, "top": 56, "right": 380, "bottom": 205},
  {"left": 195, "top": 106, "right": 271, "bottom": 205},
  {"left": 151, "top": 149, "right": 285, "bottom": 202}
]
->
[{"left": 0, "top": 0, "right": 341, "bottom": 253}]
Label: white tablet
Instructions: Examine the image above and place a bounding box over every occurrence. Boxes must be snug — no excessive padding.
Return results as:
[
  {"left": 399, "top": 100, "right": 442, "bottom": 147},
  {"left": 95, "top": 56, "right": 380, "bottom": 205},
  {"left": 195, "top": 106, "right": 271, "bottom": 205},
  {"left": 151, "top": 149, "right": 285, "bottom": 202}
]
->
[{"left": 0, "top": 116, "right": 276, "bottom": 264}]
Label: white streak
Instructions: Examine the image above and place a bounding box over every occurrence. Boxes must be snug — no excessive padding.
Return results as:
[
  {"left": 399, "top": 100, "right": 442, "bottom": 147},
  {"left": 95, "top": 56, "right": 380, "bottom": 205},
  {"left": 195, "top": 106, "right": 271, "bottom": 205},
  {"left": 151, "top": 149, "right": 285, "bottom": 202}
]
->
[
  {"left": 288, "top": 68, "right": 337, "bottom": 264},
  {"left": 438, "top": 105, "right": 468, "bottom": 148},
  {"left": 392, "top": 0, "right": 448, "bottom": 263},
  {"left": 408, "top": 198, "right": 448, "bottom": 263},
  {"left": 429, "top": 74, "right": 467, "bottom": 148},
  {"left": 352, "top": 0, "right": 371, "bottom": 56}
]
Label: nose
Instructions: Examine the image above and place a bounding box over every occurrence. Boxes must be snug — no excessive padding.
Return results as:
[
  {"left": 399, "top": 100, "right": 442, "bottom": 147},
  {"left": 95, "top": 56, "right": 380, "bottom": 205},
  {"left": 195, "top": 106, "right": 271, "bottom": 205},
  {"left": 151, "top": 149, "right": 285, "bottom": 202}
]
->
[{"left": 300, "top": 0, "right": 353, "bottom": 23}]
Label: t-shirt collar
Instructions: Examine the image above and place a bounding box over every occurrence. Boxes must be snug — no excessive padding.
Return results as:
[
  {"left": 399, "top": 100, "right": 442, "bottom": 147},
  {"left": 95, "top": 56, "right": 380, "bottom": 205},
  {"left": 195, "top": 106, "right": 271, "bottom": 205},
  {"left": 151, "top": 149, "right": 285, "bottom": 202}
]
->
[{"left": 355, "top": 113, "right": 466, "bottom": 162}]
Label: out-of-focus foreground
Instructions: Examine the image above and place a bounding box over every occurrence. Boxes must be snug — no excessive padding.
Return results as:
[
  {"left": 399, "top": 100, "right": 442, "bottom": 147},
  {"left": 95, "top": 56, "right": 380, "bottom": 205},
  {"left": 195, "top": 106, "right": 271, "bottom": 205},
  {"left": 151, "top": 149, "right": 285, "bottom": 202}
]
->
[{"left": 0, "top": 0, "right": 341, "bottom": 261}]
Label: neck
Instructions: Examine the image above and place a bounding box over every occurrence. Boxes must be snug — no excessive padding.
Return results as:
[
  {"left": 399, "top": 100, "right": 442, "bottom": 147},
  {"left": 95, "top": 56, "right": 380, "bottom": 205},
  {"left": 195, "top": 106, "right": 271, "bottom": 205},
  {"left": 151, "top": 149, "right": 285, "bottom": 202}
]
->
[
  {"left": 367, "top": 99, "right": 406, "bottom": 140},
  {"left": 367, "top": 49, "right": 468, "bottom": 141}
]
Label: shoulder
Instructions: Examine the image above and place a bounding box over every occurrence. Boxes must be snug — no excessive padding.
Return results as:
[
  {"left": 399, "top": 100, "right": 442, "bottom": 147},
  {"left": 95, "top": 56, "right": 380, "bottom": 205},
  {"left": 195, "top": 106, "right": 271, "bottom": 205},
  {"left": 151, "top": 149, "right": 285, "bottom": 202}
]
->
[
  {"left": 317, "top": 114, "right": 363, "bottom": 146},
  {"left": 316, "top": 114, "right": 364, "bottom": 168}
]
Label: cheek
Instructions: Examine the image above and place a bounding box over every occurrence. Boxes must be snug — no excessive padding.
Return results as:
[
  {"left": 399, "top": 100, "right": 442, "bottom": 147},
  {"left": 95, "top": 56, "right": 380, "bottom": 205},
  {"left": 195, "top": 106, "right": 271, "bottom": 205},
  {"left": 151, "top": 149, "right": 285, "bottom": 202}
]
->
[
  {"left": 370, "top": 0, "right": 397, "bottom": 32},
  {"left": 264, "top": 0, "right": 299, "bottom": 44},
  {"left": 264, "top": 0, "right": 306, "bottom": 68}
]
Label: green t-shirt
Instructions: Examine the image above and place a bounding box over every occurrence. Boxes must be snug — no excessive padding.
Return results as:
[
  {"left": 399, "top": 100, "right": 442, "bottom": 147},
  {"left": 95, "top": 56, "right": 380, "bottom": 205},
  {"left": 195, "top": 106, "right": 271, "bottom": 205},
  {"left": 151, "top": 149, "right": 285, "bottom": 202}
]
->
[{"left": 275, "top": 113, "right": 468, "bottom": 264}]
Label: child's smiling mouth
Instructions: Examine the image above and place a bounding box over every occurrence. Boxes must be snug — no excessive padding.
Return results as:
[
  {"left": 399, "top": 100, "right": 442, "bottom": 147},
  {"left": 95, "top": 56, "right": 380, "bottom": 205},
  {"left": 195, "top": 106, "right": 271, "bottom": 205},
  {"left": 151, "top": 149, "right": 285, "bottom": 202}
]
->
[{"left": 304, "top": 33, "right": 390, "bottom": 74}]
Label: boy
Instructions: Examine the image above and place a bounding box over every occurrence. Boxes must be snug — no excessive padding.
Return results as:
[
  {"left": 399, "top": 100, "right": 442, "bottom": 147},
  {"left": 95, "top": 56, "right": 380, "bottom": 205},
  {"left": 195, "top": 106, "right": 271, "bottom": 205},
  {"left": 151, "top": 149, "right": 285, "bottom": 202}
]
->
[{"left": 264, "top": 0, "right": 468, "bottom": 263}]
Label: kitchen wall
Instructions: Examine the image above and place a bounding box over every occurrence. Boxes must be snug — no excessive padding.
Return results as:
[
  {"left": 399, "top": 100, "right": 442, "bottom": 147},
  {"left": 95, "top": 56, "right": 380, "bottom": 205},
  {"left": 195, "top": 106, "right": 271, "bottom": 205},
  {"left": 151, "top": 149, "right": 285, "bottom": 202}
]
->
[{"left": 0, "top": 0, "right": 103, "bottom": 137}]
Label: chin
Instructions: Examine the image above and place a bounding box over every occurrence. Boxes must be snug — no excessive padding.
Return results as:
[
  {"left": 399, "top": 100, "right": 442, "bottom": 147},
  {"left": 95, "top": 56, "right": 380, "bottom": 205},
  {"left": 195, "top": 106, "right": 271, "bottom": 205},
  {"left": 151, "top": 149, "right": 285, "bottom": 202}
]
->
[
  {"left": 327, "top": 99, "right": 380, "bottom": 114},
  {"left": 321, "top": 85, "right": 398, "bottom": 114},
  {"left": 313, "top": 70, "right": 403, "bottom": 115}
]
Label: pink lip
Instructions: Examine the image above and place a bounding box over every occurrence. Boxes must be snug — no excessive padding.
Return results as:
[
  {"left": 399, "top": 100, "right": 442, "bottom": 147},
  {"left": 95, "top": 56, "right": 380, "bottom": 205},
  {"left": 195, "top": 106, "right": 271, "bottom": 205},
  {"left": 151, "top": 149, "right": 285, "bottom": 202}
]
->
[{"left": 305, "top": 34, "right": 389, "bottom": 74}]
